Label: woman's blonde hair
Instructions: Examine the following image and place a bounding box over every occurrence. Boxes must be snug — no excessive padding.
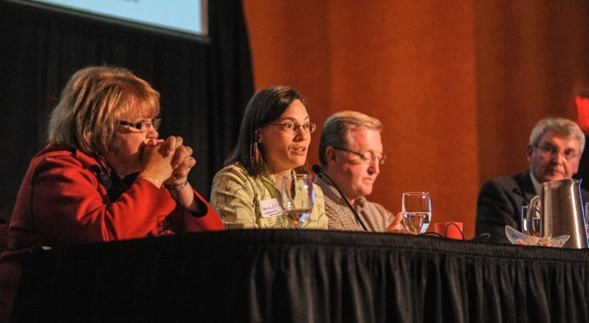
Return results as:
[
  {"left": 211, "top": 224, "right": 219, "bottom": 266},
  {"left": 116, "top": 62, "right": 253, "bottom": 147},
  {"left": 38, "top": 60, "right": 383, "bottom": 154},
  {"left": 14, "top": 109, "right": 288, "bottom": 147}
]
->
[{"left": 48, "top": 66, "right": 160, "bottom": 153}]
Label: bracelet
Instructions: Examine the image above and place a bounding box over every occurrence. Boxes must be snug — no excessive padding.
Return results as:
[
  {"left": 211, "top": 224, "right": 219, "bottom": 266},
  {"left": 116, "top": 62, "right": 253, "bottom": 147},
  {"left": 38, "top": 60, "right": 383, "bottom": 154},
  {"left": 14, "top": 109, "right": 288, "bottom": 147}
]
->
[{"left": 165, "top": 180, "right": 189, "bottom": 190}]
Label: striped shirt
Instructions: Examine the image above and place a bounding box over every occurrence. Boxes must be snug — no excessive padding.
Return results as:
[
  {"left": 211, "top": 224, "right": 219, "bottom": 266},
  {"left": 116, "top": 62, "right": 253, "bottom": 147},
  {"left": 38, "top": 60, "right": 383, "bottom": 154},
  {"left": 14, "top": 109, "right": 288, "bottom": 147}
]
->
[{"left": 315, "top": 176, "right": 393, "bottom": 232}]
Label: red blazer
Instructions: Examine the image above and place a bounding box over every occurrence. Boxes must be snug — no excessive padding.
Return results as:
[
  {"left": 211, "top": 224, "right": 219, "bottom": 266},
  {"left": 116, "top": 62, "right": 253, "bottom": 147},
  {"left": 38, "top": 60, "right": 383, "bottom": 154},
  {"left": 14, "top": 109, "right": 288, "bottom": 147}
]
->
[{"left": 0, "top": 146, "right": 223, "bottom": 321}]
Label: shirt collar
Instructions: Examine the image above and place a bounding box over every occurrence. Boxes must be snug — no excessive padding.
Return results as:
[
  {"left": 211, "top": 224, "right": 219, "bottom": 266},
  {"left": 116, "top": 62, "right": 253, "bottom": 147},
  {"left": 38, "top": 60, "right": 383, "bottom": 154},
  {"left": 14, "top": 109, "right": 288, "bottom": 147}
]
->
[
  {"left": 355, "top": 195, "right": 367, "bottom": 208},
  {"left": 529, "top": 170, "right": 542, "bottom": 196}
]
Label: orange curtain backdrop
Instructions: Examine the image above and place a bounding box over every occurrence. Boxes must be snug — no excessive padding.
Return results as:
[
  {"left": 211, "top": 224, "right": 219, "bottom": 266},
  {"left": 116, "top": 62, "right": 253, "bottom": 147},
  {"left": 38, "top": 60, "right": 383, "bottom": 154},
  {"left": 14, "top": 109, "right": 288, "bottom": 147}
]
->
[
  {"left": 243, "top": 0, "right": 589, "bottom": 238},
  {"left": 475, "top": 1, "right": 589, "bottom": 181}
]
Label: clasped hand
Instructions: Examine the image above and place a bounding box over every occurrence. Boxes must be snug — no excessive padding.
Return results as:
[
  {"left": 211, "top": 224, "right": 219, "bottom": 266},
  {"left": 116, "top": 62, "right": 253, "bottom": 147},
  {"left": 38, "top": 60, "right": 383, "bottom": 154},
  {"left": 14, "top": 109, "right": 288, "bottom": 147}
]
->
[{"left": 140, "top": 136, "right": 196, "bottom": 188}]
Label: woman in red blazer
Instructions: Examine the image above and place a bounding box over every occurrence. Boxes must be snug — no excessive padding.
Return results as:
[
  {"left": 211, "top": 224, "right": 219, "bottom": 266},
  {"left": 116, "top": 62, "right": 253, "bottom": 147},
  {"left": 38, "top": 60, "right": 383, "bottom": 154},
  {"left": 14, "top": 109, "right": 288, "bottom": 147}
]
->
[{"left": 0, "top": 66, "right": 223, "bottom": 321}]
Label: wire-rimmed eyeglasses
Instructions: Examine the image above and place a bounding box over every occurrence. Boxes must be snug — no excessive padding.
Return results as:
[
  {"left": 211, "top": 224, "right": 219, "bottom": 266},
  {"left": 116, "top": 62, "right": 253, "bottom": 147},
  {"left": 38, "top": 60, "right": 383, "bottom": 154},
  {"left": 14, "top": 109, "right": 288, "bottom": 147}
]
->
[
  {"left": 119, "top": 117, "right": 162, "bottom": 132},
  {"left": 533, "top": 144, "right": 579, "bottom": 160},
  {"left": 268, "top": 121, "right": 317, "bottom": 134},
  {"left": 332, "top": 146, "right": 387, "bottom": 165}
]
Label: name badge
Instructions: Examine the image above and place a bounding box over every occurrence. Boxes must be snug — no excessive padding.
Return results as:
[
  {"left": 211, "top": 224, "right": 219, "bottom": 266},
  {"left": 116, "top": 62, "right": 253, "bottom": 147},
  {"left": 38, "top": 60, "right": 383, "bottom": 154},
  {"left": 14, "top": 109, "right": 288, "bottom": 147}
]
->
[{"left": 259, "top": 198, "right": 284, "bottom": 218}]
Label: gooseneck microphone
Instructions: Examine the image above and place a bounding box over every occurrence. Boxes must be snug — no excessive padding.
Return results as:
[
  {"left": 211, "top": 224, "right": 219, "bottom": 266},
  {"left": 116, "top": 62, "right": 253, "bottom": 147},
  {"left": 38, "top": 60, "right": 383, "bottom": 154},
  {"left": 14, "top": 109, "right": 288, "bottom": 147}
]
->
[{"left": 312, "top": 165, "right": 368, "bottom": 231}]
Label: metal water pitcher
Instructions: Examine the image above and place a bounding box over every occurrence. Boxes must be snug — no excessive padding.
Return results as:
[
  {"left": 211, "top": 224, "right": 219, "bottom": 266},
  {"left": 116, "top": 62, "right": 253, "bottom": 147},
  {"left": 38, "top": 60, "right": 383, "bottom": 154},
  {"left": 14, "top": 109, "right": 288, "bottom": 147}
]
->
[{"left": 524, "top": 178, "right": 588, "bottom": 249}]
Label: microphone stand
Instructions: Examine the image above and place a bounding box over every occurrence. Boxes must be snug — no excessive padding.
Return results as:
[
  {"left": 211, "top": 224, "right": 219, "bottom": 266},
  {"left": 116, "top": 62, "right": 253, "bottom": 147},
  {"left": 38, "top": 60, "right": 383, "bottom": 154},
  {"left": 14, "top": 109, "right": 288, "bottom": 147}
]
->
[{"left": 312, "top": 165, "right": 368, "bottom": 231}]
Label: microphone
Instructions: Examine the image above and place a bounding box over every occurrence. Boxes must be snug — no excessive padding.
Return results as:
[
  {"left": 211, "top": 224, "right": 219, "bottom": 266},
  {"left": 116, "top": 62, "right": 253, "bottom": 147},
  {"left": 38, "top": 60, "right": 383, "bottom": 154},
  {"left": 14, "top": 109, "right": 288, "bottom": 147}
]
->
[{"left": 312, "top": 165, "right": 368, "bottom": 231}]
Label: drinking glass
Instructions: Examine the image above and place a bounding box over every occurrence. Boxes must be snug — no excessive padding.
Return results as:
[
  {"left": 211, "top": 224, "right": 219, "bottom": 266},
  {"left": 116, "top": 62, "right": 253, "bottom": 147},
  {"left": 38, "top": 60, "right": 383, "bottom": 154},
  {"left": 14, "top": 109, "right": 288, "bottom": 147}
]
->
[
  {"left": 402, "top": 192, "right": 432, "bottom": 234},
  {"left": 585, "top": 202, "right": 589, "bottom": 237},
  {"left": 521, "top": 203, "right": 542, "bottom": 237},
  {"left": 281, "top": 174, "right": 315, "bottom": 229},
  {"left": 520, "top": 205, "right": 530, "bottom": 234}
]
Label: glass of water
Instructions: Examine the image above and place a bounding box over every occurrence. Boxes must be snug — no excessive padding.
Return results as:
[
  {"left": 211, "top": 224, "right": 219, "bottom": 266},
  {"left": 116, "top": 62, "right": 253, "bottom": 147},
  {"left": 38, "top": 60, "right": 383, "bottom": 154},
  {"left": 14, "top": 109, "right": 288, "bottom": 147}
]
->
[
  {"left": 402, "top": 192, "right": 432, "bottom": 235},
  {"left": 281, "top": 174, "right": 315, "bottom": 229},
  {"left": 585, "top": 202, "right": 589, "bottom": 237}
]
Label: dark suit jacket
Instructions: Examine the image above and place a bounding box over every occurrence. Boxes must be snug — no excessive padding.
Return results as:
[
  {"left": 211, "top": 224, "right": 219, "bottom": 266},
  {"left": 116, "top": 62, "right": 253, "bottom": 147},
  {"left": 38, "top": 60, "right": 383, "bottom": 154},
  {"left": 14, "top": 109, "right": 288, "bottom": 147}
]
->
[{"left": 476, "top": 172, "right": 589, "bottom": 244}]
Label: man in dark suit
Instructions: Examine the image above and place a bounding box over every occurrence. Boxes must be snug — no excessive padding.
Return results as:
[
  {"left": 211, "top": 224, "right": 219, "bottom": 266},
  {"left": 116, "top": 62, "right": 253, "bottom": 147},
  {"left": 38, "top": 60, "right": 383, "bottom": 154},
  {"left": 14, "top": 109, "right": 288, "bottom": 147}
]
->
[{"left": 476, "top": 117, "right": 587, "bottom": 244}]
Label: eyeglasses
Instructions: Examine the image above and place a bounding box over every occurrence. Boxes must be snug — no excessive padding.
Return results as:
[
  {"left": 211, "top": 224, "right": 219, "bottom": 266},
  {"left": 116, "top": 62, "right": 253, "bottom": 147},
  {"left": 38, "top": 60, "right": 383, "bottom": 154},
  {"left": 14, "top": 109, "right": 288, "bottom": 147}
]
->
[
  {"left": 268, "top": 121, "right": 317, "bottom": 134},
  {"left": 534, "top": 144, "right": 579, "bottom": 160},
  {"left": 332, "top": 146, "right": 387, "bottom": 165},
  {"left": 119, "top": 117, "right": 161, "bottom": 132}
]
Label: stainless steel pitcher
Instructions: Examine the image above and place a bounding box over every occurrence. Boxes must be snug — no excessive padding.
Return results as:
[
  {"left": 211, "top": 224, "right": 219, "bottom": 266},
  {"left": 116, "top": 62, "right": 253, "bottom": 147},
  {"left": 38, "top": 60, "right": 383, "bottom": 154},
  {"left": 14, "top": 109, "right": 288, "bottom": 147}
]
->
[{"left": 525, "top": 178, "right": 588, "bottom": 249}]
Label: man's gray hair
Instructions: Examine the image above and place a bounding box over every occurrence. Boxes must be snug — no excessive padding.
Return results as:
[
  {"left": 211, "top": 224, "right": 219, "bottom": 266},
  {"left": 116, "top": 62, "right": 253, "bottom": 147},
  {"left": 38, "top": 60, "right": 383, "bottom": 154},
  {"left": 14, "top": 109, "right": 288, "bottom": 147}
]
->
[
  {"left": 319, "top": 110, "right": 383, "bottom": 167},
  {"left": 529, "top": 117, "right": 585, "bottom": 154}
]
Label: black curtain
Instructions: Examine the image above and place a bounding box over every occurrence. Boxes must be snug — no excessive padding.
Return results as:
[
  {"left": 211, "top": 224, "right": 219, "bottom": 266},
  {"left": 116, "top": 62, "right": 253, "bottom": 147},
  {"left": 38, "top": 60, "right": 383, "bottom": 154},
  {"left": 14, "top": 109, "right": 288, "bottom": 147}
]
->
[
  {"left": 0, "top": 1, "right": 254, "bottom": 221},
  {"left": 13, "top": 230, "right": 589, "bottom": 322}
]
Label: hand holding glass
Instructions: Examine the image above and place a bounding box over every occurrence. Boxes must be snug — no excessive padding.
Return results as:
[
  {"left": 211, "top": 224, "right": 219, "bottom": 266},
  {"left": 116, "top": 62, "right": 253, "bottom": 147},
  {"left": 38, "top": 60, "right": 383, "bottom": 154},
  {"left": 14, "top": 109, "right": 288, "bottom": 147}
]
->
[
  {"left": 402, "top": 192, "right": 432, "bottom": 235},
  {"left": 281, "top": 174, "right": 315, "bottom": 229}
]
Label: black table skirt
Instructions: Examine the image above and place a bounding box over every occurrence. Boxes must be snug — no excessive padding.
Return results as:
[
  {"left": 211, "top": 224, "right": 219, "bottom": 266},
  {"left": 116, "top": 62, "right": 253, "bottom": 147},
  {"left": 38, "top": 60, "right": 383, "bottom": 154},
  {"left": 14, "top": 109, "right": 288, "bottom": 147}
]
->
[{"left": 12, "top": 230, "right": 589, "bottom": 322}]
